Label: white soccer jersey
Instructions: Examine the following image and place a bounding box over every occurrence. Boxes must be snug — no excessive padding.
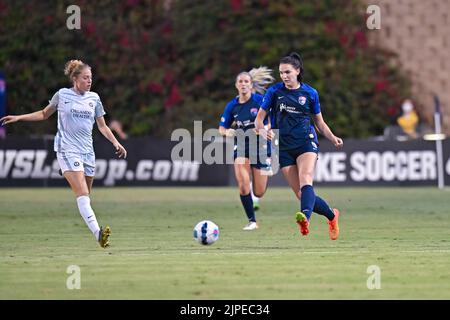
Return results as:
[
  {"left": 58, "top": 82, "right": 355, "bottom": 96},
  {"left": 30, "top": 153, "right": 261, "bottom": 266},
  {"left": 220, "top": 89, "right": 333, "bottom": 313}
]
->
[{"left": 49, "top": 88, "right": 106, "bottom": 153}]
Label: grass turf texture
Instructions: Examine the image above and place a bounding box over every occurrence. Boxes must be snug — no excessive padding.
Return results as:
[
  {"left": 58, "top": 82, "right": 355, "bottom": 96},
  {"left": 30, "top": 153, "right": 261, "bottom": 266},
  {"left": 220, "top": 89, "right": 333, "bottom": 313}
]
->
[{"left": 1, "top": 187, "right": 449, "bottom": 299}]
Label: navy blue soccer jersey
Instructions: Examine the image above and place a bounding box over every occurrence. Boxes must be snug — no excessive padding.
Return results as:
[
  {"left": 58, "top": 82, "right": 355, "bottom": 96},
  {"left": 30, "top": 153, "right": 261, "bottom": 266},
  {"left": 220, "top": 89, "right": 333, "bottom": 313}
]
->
[
  {"left": 261, "top": 82, "right": 320, "bottom": 150},
  {"left": 219, "top": 93, "right": 266, "bottom": 131},
  {"left": 219, "top": 93, "right": 271, "bottom": 168}
]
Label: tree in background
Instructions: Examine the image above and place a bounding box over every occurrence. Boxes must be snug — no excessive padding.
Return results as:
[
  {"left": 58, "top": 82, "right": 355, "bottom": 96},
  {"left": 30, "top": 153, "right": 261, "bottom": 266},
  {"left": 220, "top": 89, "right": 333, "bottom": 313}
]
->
[{"left": 0, "top": 0, "right": 411, "bottom": 138}]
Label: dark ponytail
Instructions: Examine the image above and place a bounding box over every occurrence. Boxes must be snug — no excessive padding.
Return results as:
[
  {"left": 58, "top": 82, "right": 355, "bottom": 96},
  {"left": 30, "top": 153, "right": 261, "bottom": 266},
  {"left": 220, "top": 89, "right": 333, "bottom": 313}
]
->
[{"left": 279, "top": 52, "right": 304, "bottom": 83}]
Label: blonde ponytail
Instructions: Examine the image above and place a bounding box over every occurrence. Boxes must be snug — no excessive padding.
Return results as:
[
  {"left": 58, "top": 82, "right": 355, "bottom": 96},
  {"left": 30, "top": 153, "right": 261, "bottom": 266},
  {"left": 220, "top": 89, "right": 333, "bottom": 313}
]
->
[{"left": 248, "top": 66, "right": 274, "bottom": 94}]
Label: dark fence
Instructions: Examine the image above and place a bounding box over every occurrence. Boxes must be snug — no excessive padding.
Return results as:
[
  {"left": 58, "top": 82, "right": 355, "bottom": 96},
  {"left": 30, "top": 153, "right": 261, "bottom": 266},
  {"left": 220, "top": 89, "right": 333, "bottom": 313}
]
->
[
  {"left": 264, "top": 138, "right": 450, "bottom": 187},
  {"left": 0, "top": 136, "right": 229, "bottom": 187},
  {"left": 1, "top": 137, "right": 449, "bottom": 187}
]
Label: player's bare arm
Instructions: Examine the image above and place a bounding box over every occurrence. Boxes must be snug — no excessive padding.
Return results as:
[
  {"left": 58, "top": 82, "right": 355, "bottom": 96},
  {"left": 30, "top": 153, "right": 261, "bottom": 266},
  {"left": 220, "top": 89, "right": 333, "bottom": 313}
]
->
[
  {"left": 1, "top": 104, "right": 56, "bottom": 125},
  {"left": 218, "top": 125, "right": 236, "bottom": 137},
  {"left": 96, "top": 116, "right": 127, "bottom": 159},
  {"left": 313, "top": 113, "right": 343, "bottom": 148},
  {"left": 254, "top": 109, "right": 274, "bottom": 140}
]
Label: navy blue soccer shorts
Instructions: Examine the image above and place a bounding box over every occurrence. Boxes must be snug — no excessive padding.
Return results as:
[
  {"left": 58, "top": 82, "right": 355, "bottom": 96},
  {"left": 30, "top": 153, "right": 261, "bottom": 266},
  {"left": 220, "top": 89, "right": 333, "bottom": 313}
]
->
[
  {"left": 279, "top": 140, "right": 319, "bottom": 169},
  {"left": 234, "top": 141, "right": 272, "bottom": 170}
]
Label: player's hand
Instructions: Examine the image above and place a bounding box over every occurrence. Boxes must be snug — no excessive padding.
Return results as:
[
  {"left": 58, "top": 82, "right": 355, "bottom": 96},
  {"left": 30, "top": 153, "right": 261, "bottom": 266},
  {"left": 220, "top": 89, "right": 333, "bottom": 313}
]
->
[
  {"left": 1, "top": 115, "right": 19, "bottom": 126},
  {"left": 114, "top": 142, "right": 127, "bottom": 159},
  {"left": 225, "top": 128, "right": 236, "bottom": 137},
  {"left": 256, "top": 128, "right": 274, "bottom": 141},
  {"left": 266, "top": 129, "right": 275, "bottom": 141},
  {"left": 332, "top": 136, "right": 343, "bottom": 149}
]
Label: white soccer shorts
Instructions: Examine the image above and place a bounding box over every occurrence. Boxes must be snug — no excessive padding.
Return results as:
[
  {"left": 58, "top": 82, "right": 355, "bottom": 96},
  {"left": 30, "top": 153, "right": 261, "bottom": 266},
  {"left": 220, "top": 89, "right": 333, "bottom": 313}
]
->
[{"left": 57, "top": 152, "right": 96, "bottom": 177}]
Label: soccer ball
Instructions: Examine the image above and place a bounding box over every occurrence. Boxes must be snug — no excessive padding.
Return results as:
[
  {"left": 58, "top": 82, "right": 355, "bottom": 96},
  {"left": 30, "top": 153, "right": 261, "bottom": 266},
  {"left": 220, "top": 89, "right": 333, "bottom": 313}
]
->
[{"left": 193, "top": 220, "right": 219, "bottom": 245}]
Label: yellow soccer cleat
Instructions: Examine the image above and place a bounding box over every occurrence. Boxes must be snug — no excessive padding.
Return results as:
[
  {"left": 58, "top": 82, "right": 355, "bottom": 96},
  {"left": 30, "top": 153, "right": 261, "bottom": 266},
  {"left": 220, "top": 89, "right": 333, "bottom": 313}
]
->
[{"left": 98, "top": 226, "right": 111, "bottom": 248}]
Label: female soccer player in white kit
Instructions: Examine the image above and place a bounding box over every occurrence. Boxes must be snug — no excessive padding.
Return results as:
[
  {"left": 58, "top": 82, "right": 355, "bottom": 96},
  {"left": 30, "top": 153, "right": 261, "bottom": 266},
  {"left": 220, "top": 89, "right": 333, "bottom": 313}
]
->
[{"left": 1, "top": 59, "right": 127, "bottom": 248}]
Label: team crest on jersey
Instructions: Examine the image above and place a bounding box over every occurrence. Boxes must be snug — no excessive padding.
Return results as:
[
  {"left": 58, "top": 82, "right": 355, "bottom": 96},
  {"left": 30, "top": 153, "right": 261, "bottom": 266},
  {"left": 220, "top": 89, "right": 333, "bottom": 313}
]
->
[
  {"left": 298, "top": 96, "right": 307, "bottom": 105},
  {"left": 250, "top": 108, "right": 258, "bottom": 117},
  {"left": 74, "top": 161, "right": 80, "bottom": 167},
  {"left": 89, "top": 102, "right": 94, "bottom": 108}
]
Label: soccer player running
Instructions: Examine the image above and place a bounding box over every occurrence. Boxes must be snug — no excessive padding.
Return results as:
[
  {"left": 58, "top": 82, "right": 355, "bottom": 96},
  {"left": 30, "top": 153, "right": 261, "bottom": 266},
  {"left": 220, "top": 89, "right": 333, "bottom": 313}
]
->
[
  {"left": 219, "top": 67, "right": 274, "bottom": 230},
  {"left": 255, "top": 52, "right": 343, "bottom": 240},
  {"left": 1, "top": 59, "right": 127, "bottom": 248}
]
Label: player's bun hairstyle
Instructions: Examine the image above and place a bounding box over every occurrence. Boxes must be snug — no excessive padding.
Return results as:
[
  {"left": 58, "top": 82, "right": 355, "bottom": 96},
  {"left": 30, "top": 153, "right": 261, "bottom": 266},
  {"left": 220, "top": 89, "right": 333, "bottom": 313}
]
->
[
  {"left": 236, "top": 66, "right": 275, "bottom": 95},
  {"left": 64, "top": 59, "right": 90, "bottom": 81},
  {"left": 279, "top": 52, "right": 304, "bottom": 83}
]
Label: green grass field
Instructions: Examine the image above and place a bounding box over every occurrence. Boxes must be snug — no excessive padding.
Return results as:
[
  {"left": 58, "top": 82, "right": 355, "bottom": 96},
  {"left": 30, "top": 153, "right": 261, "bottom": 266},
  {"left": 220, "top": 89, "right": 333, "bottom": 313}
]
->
[{"left": 1, "top": 187, "right": 450, "bottom": 299}]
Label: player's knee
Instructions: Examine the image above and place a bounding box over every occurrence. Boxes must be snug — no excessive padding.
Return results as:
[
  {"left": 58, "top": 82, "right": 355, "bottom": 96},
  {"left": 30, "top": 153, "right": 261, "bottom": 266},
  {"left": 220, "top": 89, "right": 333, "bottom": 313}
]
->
[
  {"left": 299, "top": 173, "right": 314, "bottom": 186},
  {"left": 238, "top": 184, "right": 251, "bottom": 195},
  {"left": 72, "top": 184, "right": 90, "bottom": 198},
  {"left": 75, "top": 191, "right": 89, "bottom": 198},
  {"left": 253, "top": 188, "right": 266, "bottom": 198}
]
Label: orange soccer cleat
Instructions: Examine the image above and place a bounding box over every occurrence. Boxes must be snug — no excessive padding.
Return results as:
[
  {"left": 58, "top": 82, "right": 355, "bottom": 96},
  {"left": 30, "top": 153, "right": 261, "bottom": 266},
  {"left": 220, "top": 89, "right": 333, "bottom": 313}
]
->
[
  {"left": 328, "top": 208, "right": 340, "bottom": 240},
  {"left": 295, "top": 212, "right": 309, "bottom": 236}
]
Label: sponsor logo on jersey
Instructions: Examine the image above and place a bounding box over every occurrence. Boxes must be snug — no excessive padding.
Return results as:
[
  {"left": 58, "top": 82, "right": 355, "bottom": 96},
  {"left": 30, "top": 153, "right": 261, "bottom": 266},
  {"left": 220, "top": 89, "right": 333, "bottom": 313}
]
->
[
  {"left": 299, "top": 96, "right": 307, "bottom": 105},
  {"left": 71, "top": 109, "right": 92, "bottom": 119}
]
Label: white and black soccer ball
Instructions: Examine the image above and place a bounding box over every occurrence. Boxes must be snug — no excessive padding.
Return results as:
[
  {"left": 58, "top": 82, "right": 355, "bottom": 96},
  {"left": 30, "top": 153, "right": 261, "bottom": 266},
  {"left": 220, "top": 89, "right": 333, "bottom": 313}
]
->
[{"left": 193, "top": 220, "right": 219, "bottom": 245}]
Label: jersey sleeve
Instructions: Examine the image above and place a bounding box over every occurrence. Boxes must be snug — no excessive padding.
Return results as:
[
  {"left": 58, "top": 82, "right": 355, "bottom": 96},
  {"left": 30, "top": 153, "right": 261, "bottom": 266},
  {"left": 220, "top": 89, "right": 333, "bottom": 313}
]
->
[
  {"left": 48, "top": 91, "right": 59, "bottom": 110},
  {"left": 219, "top": 100, "right": 235, "bottom": 128},
  {"left": 95, "top": 96, "right": 106, "bottom": 118},
  {"left": 311, "top": 89, "right": 321, "bottom": 114},
  {"left": 253, "top": 93, "right": 269, "bottom": 126},
  {"left": 260, "top": 85, "right": 276, "bottom": 111},
  {"left": 253, "top": 93, "right": 264, "bottom": 105}
]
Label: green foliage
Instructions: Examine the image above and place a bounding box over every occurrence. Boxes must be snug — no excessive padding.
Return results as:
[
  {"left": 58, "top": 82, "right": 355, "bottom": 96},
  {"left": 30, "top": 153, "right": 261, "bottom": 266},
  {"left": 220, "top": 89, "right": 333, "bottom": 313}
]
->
[{"left": 0, "top": 0, "right": 411, "bottom": 138}]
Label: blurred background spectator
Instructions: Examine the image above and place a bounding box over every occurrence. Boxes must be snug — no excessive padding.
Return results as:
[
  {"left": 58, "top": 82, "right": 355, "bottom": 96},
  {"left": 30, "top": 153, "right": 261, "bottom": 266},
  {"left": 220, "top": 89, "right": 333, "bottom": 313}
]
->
[
  {"left": 109, "top": 118, "right": 128, "bottom": 140},
  {"left": 397, "top": 99, "right": 419, "bottom": 139}
]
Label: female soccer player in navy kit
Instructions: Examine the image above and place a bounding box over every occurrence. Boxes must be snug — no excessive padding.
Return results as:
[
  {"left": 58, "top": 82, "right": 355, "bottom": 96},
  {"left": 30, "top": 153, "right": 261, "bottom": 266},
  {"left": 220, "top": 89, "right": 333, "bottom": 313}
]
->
[
  {"left": 219, "top": 67, "right": 274, "bottom": 230},
  {"left": 1, "top": 59, "right": 127, "bottom": 248},
  {"left": 255, "top": 53, "right": 343, "bottom": 240}
]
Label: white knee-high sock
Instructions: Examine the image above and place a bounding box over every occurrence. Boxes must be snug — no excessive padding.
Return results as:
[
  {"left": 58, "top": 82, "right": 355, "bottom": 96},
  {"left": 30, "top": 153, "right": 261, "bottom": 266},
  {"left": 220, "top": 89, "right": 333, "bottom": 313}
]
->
[
  {"left": 250, "top": 182, "right": 260, "bottom": 204},
  {"left": 76, "top": 195, "right": 100, "bottom": 240}
]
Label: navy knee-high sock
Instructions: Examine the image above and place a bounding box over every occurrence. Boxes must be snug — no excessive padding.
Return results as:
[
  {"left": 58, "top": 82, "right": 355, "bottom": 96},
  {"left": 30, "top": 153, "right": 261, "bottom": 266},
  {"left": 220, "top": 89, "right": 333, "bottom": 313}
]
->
[
  {"left": 313, "top": 196, "right": 335, "bottom": 221},
  {"left": 240, "top": 193, "right": 256, "bottom": 222},
  {"left": 300, "top": 185, "right": 315, "bottom": 221}
]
